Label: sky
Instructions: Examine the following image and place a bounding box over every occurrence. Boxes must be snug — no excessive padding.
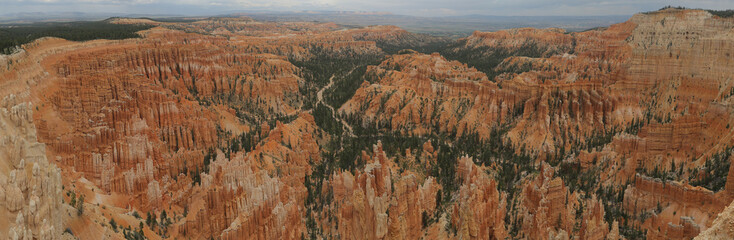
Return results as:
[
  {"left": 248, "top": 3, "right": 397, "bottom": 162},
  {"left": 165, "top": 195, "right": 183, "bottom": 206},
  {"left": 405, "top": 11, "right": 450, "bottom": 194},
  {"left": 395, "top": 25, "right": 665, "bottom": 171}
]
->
[{"left": 2, "top": 0, "right": 734, "bottom": 17}]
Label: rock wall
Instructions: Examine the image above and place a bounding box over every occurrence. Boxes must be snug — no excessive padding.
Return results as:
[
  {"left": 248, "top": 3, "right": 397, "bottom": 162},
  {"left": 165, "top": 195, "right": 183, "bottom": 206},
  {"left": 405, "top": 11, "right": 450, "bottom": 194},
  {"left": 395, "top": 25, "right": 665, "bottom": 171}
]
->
[
  {"left": 451, "top": 156, "right": 507, "bottom": 239},
  {"left": 177, "top": 113, "right": 323, "bottom": 239},
  {"left": 0, "top": 51, "right": 64, "bottom": 239},
  {"left": 324, "top": 142, "right": 508, "bottom": 240},
  {"left": 696, "top": 200, "right": 734, "bottom": 239},
  {"left": 340, "top": 52, "right": 518, "bottom": 138},
  {"left": 623, "top": 174, "right": 731, "bottom": 239},
  {"left": 3, "top": 7, "right": 734, "bottom": 240}
]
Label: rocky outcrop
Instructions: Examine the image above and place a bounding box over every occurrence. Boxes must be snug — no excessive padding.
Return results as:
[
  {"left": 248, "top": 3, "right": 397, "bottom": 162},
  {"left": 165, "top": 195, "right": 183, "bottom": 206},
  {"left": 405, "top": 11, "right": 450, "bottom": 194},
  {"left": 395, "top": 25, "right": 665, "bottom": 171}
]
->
[
  {"left": 323, "top": 142, "right": 509, "bottom": 240},
  {"left": 454, "top": 28, "right": 574, "bottom": 56},
  {"left": 324, "top": 141, "right": 441, "bottom": 239},
  {"left": 697, "top": 200, "right": 734, "bottom": 239},
  {"left": 340, "top": 52, "right": 519, "bottom": 138},
  {"left": 451, "top": 156, "right": 507, "bottom": 239},
  {"left": 179, "top": 153, "right": 302, "bottom": 240},
  {"left": 177, "top": 113, "right": 323, "bottom": 239},
  {"left": 511, "top": 162, "right": 609, "bottom": 239},
  {"left": 0, "top": 78, "right": 63, "bottom": 239},
  {"left": 623, "top": 174, "right": 728, "bottom": 239},
  {"left": 0, "top": 15, "right": 415, "bottom": 238},
  {"left": 4, "top": 7, "right": 734, "bottom": 240},
  {"left": 389, "top": 18, "right": 644, "bottom": 157},
  {"left": 624, "top": 176, "right": 723, "bottom": 210},
  {"left": 23, "top": 21, "right": 425, "bottom": 217}
]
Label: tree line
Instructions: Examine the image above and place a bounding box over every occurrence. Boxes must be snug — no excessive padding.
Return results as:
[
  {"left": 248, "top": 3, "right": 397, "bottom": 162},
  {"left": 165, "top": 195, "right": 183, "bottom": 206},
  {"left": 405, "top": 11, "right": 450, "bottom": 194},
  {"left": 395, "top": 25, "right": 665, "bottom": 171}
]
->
[{"left": 0, "top": 20, "right": 153, "bottom": 54}]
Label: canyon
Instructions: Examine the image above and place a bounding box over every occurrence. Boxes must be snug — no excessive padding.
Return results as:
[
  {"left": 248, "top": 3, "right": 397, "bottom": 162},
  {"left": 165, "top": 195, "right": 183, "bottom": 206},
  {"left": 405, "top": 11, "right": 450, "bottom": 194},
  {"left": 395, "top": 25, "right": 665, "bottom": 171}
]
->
[{"left": 1, "top": 7, "right": 734, "bottom": 240}]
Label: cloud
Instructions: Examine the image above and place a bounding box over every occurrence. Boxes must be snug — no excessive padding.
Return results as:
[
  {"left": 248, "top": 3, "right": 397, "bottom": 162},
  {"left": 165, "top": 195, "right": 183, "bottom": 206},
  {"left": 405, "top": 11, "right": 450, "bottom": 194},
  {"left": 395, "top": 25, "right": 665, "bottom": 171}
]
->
[{"left": 2, "top": 0, "right": 734, "bottom": 16}]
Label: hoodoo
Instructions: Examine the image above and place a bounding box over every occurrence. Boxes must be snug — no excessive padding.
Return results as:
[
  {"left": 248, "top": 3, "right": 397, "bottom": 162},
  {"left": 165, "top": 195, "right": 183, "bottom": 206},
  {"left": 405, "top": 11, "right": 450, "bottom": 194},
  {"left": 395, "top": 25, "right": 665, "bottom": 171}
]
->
[{"left": 1, "top": 5, "right": 734, "bottom": 240}]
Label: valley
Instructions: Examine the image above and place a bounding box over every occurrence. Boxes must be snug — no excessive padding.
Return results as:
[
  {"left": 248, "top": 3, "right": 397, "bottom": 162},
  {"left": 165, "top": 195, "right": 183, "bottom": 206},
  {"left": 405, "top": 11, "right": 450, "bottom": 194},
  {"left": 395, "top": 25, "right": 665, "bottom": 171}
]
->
[{"left": 2, "top": 7, "right": 734, "bottom": 240}]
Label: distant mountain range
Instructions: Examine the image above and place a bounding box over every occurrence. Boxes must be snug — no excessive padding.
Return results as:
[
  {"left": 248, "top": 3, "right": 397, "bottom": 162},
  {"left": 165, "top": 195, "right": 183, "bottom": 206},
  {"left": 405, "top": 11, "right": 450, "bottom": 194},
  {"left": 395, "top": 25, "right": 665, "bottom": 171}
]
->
[
  {"left": 238, "top": 11, "right": 629, "bottom": 37},
  {"left": 0, "top": 12, "right": 187, "bottom": 24},
  {"left": 0, "top": 11, "right": 629, "bottom": 37}
]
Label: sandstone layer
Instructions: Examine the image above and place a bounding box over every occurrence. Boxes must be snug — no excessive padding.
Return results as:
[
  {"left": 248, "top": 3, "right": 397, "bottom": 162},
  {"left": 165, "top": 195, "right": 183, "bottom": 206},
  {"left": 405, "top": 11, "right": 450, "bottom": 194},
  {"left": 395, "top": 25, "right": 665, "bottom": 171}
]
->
[{"left": 2, "top": 7, "right": 734, "bottom": 240}]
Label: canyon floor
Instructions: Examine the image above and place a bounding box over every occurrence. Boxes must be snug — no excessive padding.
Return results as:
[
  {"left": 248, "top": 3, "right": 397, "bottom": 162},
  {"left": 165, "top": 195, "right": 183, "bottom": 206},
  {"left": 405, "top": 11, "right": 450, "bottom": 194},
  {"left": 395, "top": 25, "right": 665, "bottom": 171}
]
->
[{"left": 3, "top": 7, "right": 734, "bottom": 240}]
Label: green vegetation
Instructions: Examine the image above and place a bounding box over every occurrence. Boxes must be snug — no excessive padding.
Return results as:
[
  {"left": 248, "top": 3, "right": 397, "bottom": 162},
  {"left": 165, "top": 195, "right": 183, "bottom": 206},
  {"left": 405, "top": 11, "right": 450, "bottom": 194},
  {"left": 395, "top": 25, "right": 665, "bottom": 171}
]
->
[
  {"left": 63, "top": 228, "right": 74, "bottom": 236},
  {"left": 0, "top": 20, "right": 153, "bottom": 54},
  {"left": 76, "top": 194, "right": 85, "bottom": 216},
  {"left": 225, "top": 126, "right": 264, "bottom": 155},
  {"left": 302, "top": 131, "right": 464, "bottom": 239},
  {"left": 585, "top": 128, "right": 618, "bottom": 152},
  {"left": 690, "top": 146, "right": 734, "bottom": 192},
  {"left": 441, "top": 41, "right": 569, "bottom": 81},
  {"left": 658, "top": 6, "right": 687, "bottom": 11},
  {"left": 142, "top": 210, "right": 172, "bottom": 237},
  {"left": 132, "top": 211, "right": 141, "bottom": 219},
  {"left": 646, "top": 6, "right": 734, "bottom": 19},
  {"left": 455, "top": 127, "right": 539, "bottom": 238},
  {"left": 708, "top": 10, "right": 734, "bottom": 18},
  {"left": 323, "top": 65, "right": 370, "bottom": 108},
  {"left": 68, "top": 191, "right": 77, "bottom": 207},
  {"left": 146, "top": 211, "right": 157, "bottom": 227},
  {"left": 304, "top": 155, "right": 332, "bottom": 239},
  {"left": 289, "top": 45, "right": 382, "bottom": 117},
  {"left": 636, "top": 159, "right": 685, "bottom": 183},
  {"left": 158, "top": 210, "right": 171, "bottom": 237},
  {"left": 291, "top": 46, "right": 383, "bottom": 87},
  {"left": 146, "top": 20, "right": 664, "bottom": 239},
  {"left": 122, "top": 223, "right": 146, "bottom": 240},
  {"left": 557, "top": 157, "right": 649, "bottom": 239},
  {"left": 313, "top": 103, "right": 343, "bottom": 136},
  {"left": 109, "top": 218, "right": 118, "bottom": 232},
  {"left": 66, "top": 190, "right": 85, "bottom": 216},
  {"left": 190, "top": 166, "right": 202, "bottom": 186},
  {"left": 372, "top": 37, "right": 450, "bottom": 55},
  {"left": 458, "top": 127, "right": 535, "bottom": 195}
]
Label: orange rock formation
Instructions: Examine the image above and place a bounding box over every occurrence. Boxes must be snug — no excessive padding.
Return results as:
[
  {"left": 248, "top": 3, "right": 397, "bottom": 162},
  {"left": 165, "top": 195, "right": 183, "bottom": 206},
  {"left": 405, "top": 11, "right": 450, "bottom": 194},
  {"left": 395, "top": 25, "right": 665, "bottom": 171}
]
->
[{"left": 2, "top": 7, "right": 734, "bottom": 240}]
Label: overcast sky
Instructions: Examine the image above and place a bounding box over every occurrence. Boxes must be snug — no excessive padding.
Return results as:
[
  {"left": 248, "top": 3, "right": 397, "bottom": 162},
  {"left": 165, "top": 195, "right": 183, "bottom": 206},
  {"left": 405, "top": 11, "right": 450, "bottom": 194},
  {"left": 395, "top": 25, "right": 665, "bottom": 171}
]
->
[{"left": 2, "top": 0, "right": 734, "bottom": 17}]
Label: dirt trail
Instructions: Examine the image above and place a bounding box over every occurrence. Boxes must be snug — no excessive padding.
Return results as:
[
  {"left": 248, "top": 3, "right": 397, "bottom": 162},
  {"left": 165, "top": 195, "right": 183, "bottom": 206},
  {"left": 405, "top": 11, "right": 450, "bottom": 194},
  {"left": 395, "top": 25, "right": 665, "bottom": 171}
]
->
[{"left": 316, "top": 74, "right": 356, "bottom": 137}]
